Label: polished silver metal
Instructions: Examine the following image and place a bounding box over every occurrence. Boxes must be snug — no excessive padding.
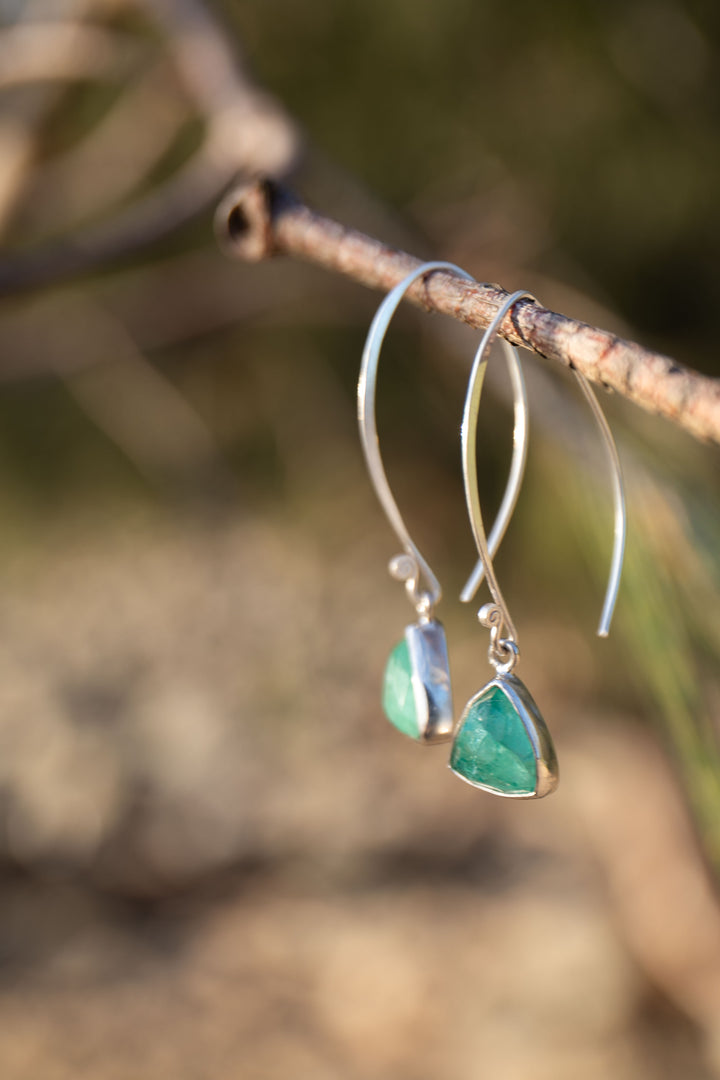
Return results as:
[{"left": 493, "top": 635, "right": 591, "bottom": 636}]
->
[
  {"left": 573, "top": 371, "right": 626, "bottom": 637},
  {"left": 450, "top": 673, "right": 558, "bottom": 799},
  {"left": 459, "top": 290, "right": 536, "bottom": 644},
  {"left": 459, "top": 291, "right": 627, "bottom": 639},
  {"left": 478, "top": 604, "right": 519, "bottom": 674},
  {"left": 451, "top": 290, "right": 626, "bottom": 799},
  {"left": 404, "top": 619, "right": 454, "bottom": 743},
  {"left": 461, "top": 344, "right": 528, "bottom": 607},
  {"left": 358, "top": 261, "right": 528, "bottom": 618}
]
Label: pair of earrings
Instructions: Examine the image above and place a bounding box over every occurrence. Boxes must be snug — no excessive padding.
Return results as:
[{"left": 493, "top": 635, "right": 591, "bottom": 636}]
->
[{"left": 358, "top": 262, "right": 626, "bottom": 799}]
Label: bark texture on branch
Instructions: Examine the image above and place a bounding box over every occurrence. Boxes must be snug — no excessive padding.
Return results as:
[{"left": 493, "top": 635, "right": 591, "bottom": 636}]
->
[{"left": 216, "top": 180, "right": 720, "bottom": 448}]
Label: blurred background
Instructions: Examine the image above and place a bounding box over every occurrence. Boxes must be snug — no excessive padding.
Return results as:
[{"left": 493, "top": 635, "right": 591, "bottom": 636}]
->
[{"left": 0, "top": 0, "right": 719, "bottom": 1077}]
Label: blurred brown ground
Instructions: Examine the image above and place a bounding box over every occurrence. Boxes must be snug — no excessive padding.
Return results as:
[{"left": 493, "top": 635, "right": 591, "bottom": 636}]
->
[{"left": 0, "top": 498, "right": 713, "bottom": 1079}]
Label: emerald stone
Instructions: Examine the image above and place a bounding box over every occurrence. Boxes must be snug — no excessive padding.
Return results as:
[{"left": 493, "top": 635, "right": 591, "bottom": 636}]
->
[
  {"left": 382, "top": 637, "right": 420, "bottom": 739},
  {"left": 381, "top": 621, "right": 454, "bottom": 743},
  {"left": 450, "top": 684, "right": 537, "bottom": 795}
]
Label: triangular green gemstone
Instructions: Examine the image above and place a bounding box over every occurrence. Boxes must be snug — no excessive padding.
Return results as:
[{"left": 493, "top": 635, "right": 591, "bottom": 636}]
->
[
  {"left": 382, "top": 638, "right": 420, "bottom": 739},
  {"left": 450, "top": 685, "right": 536, "bottom": 794}
]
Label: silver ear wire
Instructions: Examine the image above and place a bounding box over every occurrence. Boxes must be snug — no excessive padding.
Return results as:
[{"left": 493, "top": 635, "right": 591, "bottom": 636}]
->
[
  {"left": 459, "top": 328, "right": 528, "bottom": 607},
  {"left": 459, "top": 291, "right": 626, "bottom": 640},
  {"left": 572, "top": 373, "right": 626, "bottom": 637},
  {"left": 358, "top": 262, "right": 529, "bottom": 619}
]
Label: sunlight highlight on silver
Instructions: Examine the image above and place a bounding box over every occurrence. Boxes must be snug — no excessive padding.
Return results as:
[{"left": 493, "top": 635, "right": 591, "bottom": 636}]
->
[
  {"left": 459, "top": 291, "right": 626, "bottom": 640},
  {"left": 358, "top": 261, "right": 529, "bottom": 616}
]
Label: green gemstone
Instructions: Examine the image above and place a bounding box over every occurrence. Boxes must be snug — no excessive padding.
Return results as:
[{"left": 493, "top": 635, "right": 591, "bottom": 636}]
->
[
  {"left": 450, "top": 685, "right": 536, "bottom": 794},
  {"left": 382, "top": 638, "right": 420, "bottom": 739}
]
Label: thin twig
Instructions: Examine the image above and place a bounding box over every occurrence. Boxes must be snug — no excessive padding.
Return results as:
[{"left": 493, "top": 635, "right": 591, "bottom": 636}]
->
[
  {"left": 146, "top": 0, "right": 300, "bottom": 176},
  {"left": 0, "top": 0, "right": 102, "bottom": 236},
  {"left": 216, "top": 180, "right": 720, "bottom": 448},
  {"left": 0, "top": 0, "right": 300, "bottom": 294},
  {"left": 25, "top": 61, "right": 189, "bottom": 233},
  {"left": 0, "top": 22, "right": 135, "bottom": 89}
]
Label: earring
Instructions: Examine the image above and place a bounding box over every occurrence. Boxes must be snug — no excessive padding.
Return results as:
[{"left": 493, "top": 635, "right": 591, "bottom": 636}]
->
[
  {"left": 450, "top": 290, "right": 627, "bottom": 797},
  {"left": 358, "top": 262, "right": 529, "bottom": 743}
]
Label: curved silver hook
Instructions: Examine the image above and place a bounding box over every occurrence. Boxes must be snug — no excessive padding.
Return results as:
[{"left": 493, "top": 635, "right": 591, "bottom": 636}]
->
[
  {"left": 460, "top": 290, "right": 627, "bottom": 640},
  {"left": 573, "top": 371, "right": 626, "bottom": 637},
  {"left": 358, "top": 261, "right": 529, "bottom": 617},
  {"left": 460, "top": 347, "right": 528, "bottom": 606}
]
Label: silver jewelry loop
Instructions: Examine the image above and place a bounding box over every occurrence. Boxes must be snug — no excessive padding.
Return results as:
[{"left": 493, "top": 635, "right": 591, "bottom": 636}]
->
[
  {"left": 478, "top": 601, "right": 504, "bottom": 641},
  {"left": 477, "top": 602, "right": 518, "bottom": 672},
  {"left": 460, "top": 347, "right": 528, "bottom": 605},
  {"left": 572, "top": 372, "right": 626, "bottom": 637},
  {"left": 460, "top": 291, "right": 536, "bottom": 644},
  {"left": 358, "top": 261, "right": 529, "bottom": 618},
  {"left": 460, "top": 290, "right": 627, "bottom": 641},
  {"left": 491, "top": 637, "right": 519, "bottom": 676}
]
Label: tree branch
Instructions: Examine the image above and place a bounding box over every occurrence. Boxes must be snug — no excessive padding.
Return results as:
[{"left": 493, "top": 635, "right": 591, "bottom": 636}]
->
[
  {"left": 0, "top": 0, "right": 300, "bottom": 296},
  {"left": 216, "top": 180, "right": 720, "bottom": 448}
]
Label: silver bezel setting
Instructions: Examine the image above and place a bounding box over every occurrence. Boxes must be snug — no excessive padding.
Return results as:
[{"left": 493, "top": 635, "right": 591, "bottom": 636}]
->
[
  {"left": 404, "top": 619, "right": 454, "bottom": 744},
  {"left": 450, "top": 673, "right": 558, "bottom": 798}
]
